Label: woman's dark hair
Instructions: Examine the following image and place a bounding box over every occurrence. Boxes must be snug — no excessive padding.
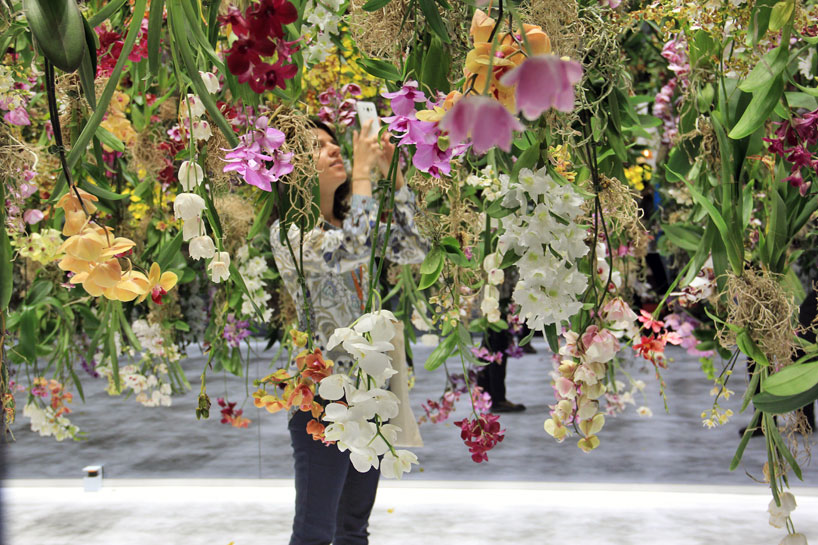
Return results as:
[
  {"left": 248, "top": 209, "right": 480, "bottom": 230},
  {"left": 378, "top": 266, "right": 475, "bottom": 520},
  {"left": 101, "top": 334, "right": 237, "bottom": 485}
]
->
[{"left": 308, "top": 117, "right": 351, "bottom": 222}]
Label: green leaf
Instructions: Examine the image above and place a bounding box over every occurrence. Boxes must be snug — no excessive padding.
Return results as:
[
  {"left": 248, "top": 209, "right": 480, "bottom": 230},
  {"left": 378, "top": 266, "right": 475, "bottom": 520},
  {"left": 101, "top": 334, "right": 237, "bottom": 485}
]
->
[
  {"left": 763, "top": 361, "right": 818, "bottom": 396},
  {"left": 23, "top": 0, "right": 87, "bottom": 72},
  {"left": 78, "top": 14, "right": 97, "bottom": 110},
  {"left": 423, "top": 334, "right": 457, "bottom": 371},
  {"left": 247, "top": 193, "right": 275, "bottom": 240},
  {"left": 752, "top": 382, "right": 818, "bottom": 413},
  {"left": 88, "top": 0, "right": 128, "bottom": 26},
  {"left": 95, "top": 125, "right": 125, "bottom": 152},
  {"left": 0, "top": 187, "right": 12, "bottom": 311},
  {"left": 358, "top": 57, "right": 402, "bottom": 81},
  {"left": 769, "top": 420, "right": 802, "bottom": 479},
  {"left": 420, "top": 246, "right": 443, "bottom": 275},
  {"left": 78, "top": 179, "right": 129, "bottom": 201},
  {"left": 768, "top": 0, "right": 794, "bottom": 32},
  {"left": 418, "top": 0, "right": 450, "bottom": 44},
  {"left": 544, "top": 323, "right": 558, "bottom": 353},
  {"left": 156, "top": 231, "right": 183, "bottom": 271},
  {"left": 148, "top": 0, "right": 165, "bottom": 77},
  {"left": 50, "top": 0, "right": 148, "bottom": 204},
  {"left": 730, "top": 409, "right": 760, "bottom": 470},
  {"left": 728, "top": 76, "right": 785, "bottom": 140},
  {"left": 661, "top": 224, "right": 702, "bottom": 252},
  {"left": 512, "top": 142, "right": 540, "bottom": 180},
  {"left": 362, "top": 0, "right": 392, "bottom": 10},
  {"left": 485, "top": 199, "right": 515, "bottom": 219},
  {"left": 739, "top": 44, "right": 788, "bottom": 93},
  {"left": 736, "top": 330, "right": 770, "bottom": 367},
  {"left": 18, "top": 306, "right": 38, "bottom": 363},
  {"left": 168, "top": 0, "right": 239, "bottom": 148},
  {"left": 499, "top": 249, "right": 521, "bottom": 269}
]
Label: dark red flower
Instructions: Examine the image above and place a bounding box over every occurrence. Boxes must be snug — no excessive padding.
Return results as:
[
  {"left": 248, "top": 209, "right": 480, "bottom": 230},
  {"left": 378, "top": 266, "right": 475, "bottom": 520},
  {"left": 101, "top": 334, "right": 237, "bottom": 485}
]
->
[
  {"left": 226, "top": 38, "right": 260, "bottom": 81},
  {"left": 454, "top": 414, "right": 505, "bottom": 463},
  {"left": 247, "top": 60, "right": 297, "bottom": 93},
  {"left": 219, "top": 6, "right": 250, "bottom": 38},
  {"left": 246, "top": 0, "right": 297, "bottom": 40}
]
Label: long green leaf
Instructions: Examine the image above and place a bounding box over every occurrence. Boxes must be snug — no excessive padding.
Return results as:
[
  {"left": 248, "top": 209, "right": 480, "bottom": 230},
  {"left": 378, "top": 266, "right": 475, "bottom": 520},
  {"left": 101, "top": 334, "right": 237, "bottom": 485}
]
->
[
  {"left": 739, "top": 44, "right": 788, "bottom": 92},
  {"left": 763, "top": 361, "right": 818, "bottom": 396},
  {"left": 730, "top": 409, "right": 760, "bottom": 470},
  {"left": 168, "top": 0, "right": 239, "bottom": 148},
  {"left": 156, "top": 230, "right": 183, "bottom": 271},
  {"left": 418, "top": 0, "right": 450, "bottom": 43},
  {"left": 18, "top": 306, "right": 38, "bottom": 363},
  {"left": 363, "top": 0, "right": 393, "bottom": 10},
  {"left": 358, "top": 57, "right": 402, "bottom": 81},
  {"left": 147, "top": 0, "right": 165, "bottom": 77},
  {"left": 423, "top": 334, "right": 457, "bottom": 371},
  {"left": 50, "top": 0, "right": 148, "bottom": 203},
  {"left": 728, "top": 76, "right": 785, "bottom": 140},
  {"left": 88, "top": 0, "right": 128, "bottom": 26}
]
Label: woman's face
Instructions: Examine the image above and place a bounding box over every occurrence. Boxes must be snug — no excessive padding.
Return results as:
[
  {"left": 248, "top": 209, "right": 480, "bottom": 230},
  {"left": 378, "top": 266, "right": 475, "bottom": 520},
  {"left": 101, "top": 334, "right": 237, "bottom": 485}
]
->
[{"left": 313, "top": 128, "right": 347, "bottom": 191}]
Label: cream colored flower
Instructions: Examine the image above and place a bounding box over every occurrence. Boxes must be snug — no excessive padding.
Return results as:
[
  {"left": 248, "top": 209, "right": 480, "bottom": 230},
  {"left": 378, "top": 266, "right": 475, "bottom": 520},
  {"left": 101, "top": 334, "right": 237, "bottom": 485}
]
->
[
  {"left": 178, "top": 161, "right": 204, "bottom": 191},
  {"left": 208, "top": 252, "right": 231, "bottom": 283},
  {"left": 173, "top": 193, "right": 206, "bottom": 221},
  {"left": 189, "top": 235, "right": 216, "bottom": 260}
]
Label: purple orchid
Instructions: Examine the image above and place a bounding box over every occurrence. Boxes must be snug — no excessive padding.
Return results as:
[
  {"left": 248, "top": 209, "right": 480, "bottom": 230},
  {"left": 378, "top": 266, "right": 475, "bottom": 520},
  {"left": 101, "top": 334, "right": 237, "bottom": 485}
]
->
[
  {"left": 439, "top": 95, "right": 524, "bottom": 153},
  {"left": 500, "top": 55, "right": 583, "bottom": 120}
]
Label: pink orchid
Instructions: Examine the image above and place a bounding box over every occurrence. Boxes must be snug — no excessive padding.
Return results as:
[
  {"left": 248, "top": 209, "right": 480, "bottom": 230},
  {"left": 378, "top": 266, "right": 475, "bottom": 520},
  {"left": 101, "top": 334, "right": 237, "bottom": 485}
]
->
[
  {"left": 500, "top": 55, "right": 583, "bottom": 120},
  {"left": 382, "top": 81, "right": 427, "bottom": 117},
  {"left": 637, "top": 309, "right": 664, "bottom": 333},
  {"left": 23, "top": 209, "right": 44, "bottom": 224},
  {"left": 439, "top": 95, "right": 524, "bottom": 154},
  {"left": 3, "top": 106, "right": 31, "bottom": 126}
]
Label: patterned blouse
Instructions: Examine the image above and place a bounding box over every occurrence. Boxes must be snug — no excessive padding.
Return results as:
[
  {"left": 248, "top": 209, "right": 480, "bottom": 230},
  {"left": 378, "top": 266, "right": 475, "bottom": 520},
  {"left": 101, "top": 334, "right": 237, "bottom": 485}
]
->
[{"left": 270, "top": 184, "right": 428, "bottom": 370}]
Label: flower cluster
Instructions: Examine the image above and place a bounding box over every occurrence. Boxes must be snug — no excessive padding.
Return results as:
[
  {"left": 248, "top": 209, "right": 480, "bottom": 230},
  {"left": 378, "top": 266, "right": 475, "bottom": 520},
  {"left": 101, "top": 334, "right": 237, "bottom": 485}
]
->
[
  {"left": 463, "top": 165, "right": 505, "bottom": 201},
  {"left": 253, "top": 333, "right": 331, "bottom": 422},
  {"left": 654, "top": 33, "right": 690, "bottom": 145},
  {"left": 223, "top": 313, "right": 251, "bottom": 347},
  {"left": 302, "top": 0, "right": 343, "bottom": 64},
  {"left": 663, "top": 313, "right": 715, "bottom": 358},
  {"left": 236, "top": 244, "right": 274, "bottom": 322},
  {"left": 497, "top": 167, "right": 589, "bottom": 330},
  {"left": 95, "top": 18, "right": 149, "bottom": 77},
  {"left": 632, "top": 310, "right": 683, "bottom": 368},
  {"left": 420, "top": 372, "right": 491, "bottom": 424},
  {"left": 100, "top": 91, "right": 138, "bottom": 152},
  {"left": 763, "top": 108, "right": 818, "bottom": 196},
  {"left": 544, "top": 298, "right": 640, "bottom": 451},
  {"left": 218, "top": 397, "right": 251, "bottom": 428},
  {"left": 317, "top": 310, "right": 418, "bottom": 477},
  {"left": 221, "top": 0, "right": 299, "bottom": 93},
  {"left": 171, "top": 92, "right": 214, "bottom": 144},
  {"left": 56, "top": 189, "right": 177, "bottom": 302},
  {"left": 0, "top": 64, "right": 33, "bottom": 126},
  {"left": 454, "top": 413, "right": 505, "bottom": 463},
  {"left": 23, "top": 401, "right": 79, "bottom": 441},
  {"left": 382, "top": 81, "right": 468, "bottom": 177},
  {"left": 132, "top": 318, "right": 181, "bottom": 362},
  {"left": 317, "top": 84, "right": 362, "bottom": 127},
  {"left": 222, "top": 115, "right": 294, "bottom": 192},
  {"left": 480, "top": 251, "right": 505, "bottom": 323},
  {"left": 624, "top": 164, "right": 651, "bottom": 192},
  {"left": 12, "top": 228, "right": 63, "bottom": 265}
]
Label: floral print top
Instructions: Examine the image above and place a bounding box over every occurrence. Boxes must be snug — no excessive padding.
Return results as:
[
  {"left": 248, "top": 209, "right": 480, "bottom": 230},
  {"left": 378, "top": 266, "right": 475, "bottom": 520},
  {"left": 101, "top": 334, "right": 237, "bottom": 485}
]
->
[{"left": 270, "top": 184, "right": 428, "bottom": 370}]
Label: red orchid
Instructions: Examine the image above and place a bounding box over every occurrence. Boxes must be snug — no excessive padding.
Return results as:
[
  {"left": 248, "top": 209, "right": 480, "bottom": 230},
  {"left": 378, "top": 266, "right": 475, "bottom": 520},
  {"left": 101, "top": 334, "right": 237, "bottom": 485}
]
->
[
  {"left": 248, "top": 60, "right": 297, "bottom": 93},
  {"left": 634, "top": 335, "right": 666, "bottom": 364},
  {"left": 226, "top": 38, "right": 261, "bottom": 81},
  {"left": 246, "top": 0, "right": 297, "bottom": 40}
]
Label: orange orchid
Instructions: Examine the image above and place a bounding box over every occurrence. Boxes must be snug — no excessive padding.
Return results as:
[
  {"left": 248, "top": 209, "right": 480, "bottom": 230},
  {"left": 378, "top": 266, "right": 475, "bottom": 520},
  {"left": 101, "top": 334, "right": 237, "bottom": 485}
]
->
[
  {"left": 253, "top": 389, "right": 287, "bottom": 413},
  {"left": 296, "top": 348, "right": 334, "bottom": 382},
  {"left": 137, "top": 262, "right": 178, "bottom": 304},
  {"left": 70, "top": 259, "right": 123, "bottom": 297},
  {"left": 105, "top": 270, "right": 151, "bottom": 302},
  {"left": 306, "top": 419, "right": 326, "bottom": 441},
  {"left": 260, "top": 369, "right": 293, "bottom": 384},
  {"left": 463, "top": 9, "right": 551, "bottom": 112},
  {"left": 287, "top": 380, "right": 316, "bottom": 412}
]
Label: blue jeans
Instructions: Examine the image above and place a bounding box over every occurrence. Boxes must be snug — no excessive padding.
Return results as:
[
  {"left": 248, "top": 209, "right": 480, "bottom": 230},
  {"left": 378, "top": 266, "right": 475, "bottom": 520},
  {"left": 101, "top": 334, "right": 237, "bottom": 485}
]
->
[{"left": 288, "top": 410, "right": 380, "bottom": 545}]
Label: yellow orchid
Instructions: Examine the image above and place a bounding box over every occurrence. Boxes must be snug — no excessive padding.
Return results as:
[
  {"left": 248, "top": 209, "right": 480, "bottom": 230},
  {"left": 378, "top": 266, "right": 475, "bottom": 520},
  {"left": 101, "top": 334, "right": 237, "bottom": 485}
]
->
[
  {"left": 105, "top": 270, "right": 150, "bottom": 302},
  {"left": 70, "top": 259, "right": 123, "bottom": 297},
  {"left": 55, "top": 188, "right": 98, "bottom": 236},
  {"left": 137, "top": 262, "right": 178, "bottom": 304}
]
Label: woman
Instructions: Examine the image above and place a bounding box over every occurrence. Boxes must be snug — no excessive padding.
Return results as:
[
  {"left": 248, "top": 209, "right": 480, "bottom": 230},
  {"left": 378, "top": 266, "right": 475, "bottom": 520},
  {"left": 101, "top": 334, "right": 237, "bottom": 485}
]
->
[{"left": 270, "top": 118, "right": 427, "bottom": 545}]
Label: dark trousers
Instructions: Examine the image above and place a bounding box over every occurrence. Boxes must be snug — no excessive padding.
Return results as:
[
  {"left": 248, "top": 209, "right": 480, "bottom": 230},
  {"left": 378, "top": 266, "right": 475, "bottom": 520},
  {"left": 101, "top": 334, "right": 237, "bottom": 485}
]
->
[
  {"left": 288, "top": 410, "right": 380, "bottom": 545},
  {"left": 477, "top": 328, "right": 511, "bottom": 403}
]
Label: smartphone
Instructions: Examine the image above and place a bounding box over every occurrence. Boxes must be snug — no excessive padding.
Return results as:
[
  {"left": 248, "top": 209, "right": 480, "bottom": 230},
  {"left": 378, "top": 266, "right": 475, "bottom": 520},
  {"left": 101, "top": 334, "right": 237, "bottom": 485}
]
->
[{"left": 355, "top": 101, "right": 381, "bottom": 138}]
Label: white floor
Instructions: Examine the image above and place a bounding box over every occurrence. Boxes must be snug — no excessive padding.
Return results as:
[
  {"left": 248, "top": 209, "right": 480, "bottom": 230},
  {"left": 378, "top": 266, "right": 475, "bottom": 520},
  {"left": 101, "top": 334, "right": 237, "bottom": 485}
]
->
[{"left": 4, "top": 480, "right": 818, "bottom": 545}]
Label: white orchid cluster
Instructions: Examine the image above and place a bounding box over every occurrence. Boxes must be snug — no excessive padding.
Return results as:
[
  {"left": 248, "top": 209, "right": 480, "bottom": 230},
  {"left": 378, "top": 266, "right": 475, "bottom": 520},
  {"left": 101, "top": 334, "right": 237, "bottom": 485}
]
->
[
  {"left": 132, "top": 319, "right": 181, "bottom": 362},
  {"left": 172, "top": 74, "right": 229, "bottom": 284},
  {"left": 464, "top": 165, "right": 505, "bottom": 201},
  {"left": 302, "top": 0, "right": 342, "bottom": 64},
  {"left": 318, "top": 310, "right": 418, "bottom": 478},
  {"left": 177, "top": 72, "right": 220, "bottom": 142},
  {"left": 497, "top": 167, "right": 589, "bottom": 330},
  {"left": 769, "top": 492, "right": 809, "bottom": 545},
  {"left": 97, "top": 360, "right": 173, "bottom": 408},
  {"left": 480, "top": 252, "right": 505, "bottom": 323},
  {"left": 236, "top": 245, "right": 274, "bottom": 323},
  {"left": 23, "top": 403, "right": 79, "bottom": 441}
]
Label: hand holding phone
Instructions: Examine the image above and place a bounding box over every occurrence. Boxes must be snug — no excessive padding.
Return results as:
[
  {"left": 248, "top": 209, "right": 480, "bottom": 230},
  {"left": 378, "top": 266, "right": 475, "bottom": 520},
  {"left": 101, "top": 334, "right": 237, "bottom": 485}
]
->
[{"left": 355, "top": 101, "right": 381, "bottom": 138}]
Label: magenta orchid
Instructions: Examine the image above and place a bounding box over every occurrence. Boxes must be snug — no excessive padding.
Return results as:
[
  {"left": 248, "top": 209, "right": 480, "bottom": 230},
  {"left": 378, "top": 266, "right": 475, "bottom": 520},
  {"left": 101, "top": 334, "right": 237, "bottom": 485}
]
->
[
  {"left": 222, "top": 116, "right": 293, "bottom": 192},
  {"left": 499, "top": 55, "right": 583, "bottom": 120},
  {"left": 439, "top": 95, "right": 524, "bottom": 153}
]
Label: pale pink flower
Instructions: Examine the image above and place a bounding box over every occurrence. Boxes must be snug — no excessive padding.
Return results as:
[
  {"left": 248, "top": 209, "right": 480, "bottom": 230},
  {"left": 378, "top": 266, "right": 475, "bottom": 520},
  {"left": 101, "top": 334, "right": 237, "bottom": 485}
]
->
[
  {"left": 439, "top": 95, "right": 524, "bottom": 154},
  {"left": 500, "top": 55, "right": 583, "bottom": 120},
  {"left": 23, "top": 209, "right": 44, "bottom": 224}
]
